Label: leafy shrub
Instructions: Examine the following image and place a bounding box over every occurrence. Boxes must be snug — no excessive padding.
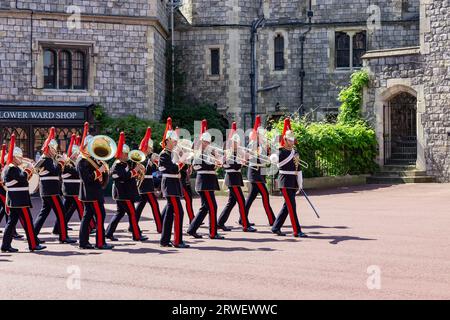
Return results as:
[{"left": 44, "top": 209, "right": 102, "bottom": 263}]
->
[
  {"left": 337, "top": 70, "right": 370, "bottom": 124},
  {"left": 272, "top": 118, "right": 377, "bottom": 177},
  {"left": 93, "top": 106, "right": 166, "bottom": 153},
  {"left": 162, "top": 102, "right": 229, "bottom": 135},
  {"left": 270, "top": 70, "right": 378, "bottom": 178}
]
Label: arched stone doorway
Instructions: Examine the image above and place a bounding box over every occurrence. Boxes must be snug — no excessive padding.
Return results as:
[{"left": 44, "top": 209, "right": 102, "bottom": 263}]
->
[{"left": 383, "top": 92, "right": 418, "bottom": 165}]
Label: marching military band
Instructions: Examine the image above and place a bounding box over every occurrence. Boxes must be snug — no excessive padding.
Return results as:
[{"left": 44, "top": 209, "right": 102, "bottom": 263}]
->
[{"left": 0, "top": 116, "right": 308, "bottom": 253}]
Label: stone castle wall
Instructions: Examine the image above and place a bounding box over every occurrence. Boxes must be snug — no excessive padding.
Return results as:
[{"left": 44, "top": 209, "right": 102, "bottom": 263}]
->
[
  {"left": 363, "top": 0, "right": 450, "bottom": 181},
  {"left": 0, "top": 1, "right": 168, "bottom": 120},
  {"left": 175, "top": 0, "right": 421, "bottom": 128}
]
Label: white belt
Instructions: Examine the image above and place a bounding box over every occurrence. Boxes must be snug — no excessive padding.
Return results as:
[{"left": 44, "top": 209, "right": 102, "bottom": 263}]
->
[
  {"left": 40, "top": 176, "right": 60, "bottom": 181},
  {"left": 225, "top": 169, "right": 241, "bottom": 173},
  {"left": 197, "top": 170, "right": 216, "bottom": 175},
  {"left": 163, "top": 174, "right": 180, "bottom": 178},
  {"left": 279, "top": 170, "right": 299, "bottom": 175},
  {"left": 64, "top": 179, "right": 80, "bottom": 183},
  {"left": 144, "top": 175, "right": 153, "bottom": 179},
  {"left": 8, "top": 187, "right": 29, "bottom": 192},
  {"left": 249, "top": 164, "right": 265, "bottom": 168}
]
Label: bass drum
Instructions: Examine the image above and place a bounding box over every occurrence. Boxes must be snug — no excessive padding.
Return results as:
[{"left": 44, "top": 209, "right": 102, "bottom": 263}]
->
[{"left": 28, "top": 174, "right": 40, "bottom": 195}]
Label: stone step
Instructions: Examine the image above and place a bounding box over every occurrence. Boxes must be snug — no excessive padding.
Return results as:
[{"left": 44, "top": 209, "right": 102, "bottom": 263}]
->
[
  {"left": 391, "top": 147, "right": 417, "bottom": 154},
  {"left": 381, "top": 165, "right": 418, "bottom": 171},
  {"left": 367, "top": 176, "right": 436, "bottom": 184},
  {"left": 392, "top": 142, "right": 417, "bottom": 148},
  {"left": 390, "top": 153, "right": 417, "bottom": 160},
  {"left": 375, "top": 170, "right": 427, "bottom": 177},
  {"left": 385, "top": 159, "right": 416, "bottom": 165}
]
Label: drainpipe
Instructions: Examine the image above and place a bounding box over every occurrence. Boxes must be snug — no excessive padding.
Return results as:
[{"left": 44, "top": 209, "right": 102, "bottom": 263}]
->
[
  {"left": 250, "top": 15, "right": 265, "bottom": 125},
  {"left": 299, "top": 0, "right": 313, "bottom": 117}
]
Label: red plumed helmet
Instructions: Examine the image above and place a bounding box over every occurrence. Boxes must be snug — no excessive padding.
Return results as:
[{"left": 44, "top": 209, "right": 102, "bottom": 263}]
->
[
  {"left": 200, "top": 119, "right": 208, "bottom": 134},
  {"left": 67, "top": 134, "right": 76, "bottom": 158},
  {"left": 280, "top": 118, "right": 292, "bottom": 147},
  {"left": 139, "top": 127, "right": 152, "bottom": 153},
  {"left": 250, "top": 115, "right": 262, "bottom": 141},
  {"left": 75, "top": 135, "right": 81, "bottom": 146},
  {"left": 115, "top": 132, "right": 126, "bottom": 159},
  {"left": 161, "top": 117, "right": 173, "bottom": 149},
  {"left": 0, "top": 143, "right": 6, "bottom": 167},
  {"left": 6, "top": 134, "right": 16, "bottom": 165},
  {"left": 42, "top": 127, "right": 56, "bottom": 154},
  {"left": 79, "top": 122, "right": 90, "bottom": 152},
  {"left": 228, "top": 121, "right": 237, "bottom": 140}
]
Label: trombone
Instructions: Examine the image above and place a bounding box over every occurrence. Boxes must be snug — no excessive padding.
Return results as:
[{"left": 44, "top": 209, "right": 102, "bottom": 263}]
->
[
  {"left": 237, "top": 146, "right": 276, "bottom": 166},
  {"left": 194, "top": 144, "right": 224, "bottom": 167}
]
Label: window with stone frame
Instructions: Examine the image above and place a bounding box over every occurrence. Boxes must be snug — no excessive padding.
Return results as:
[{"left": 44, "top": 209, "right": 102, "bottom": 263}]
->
[
  {"left": 335, "top": 32, "right": 350, "bottom": 68},
  {"left": 43, "top": 47, "right": 88, "bottom": 90},
  {"left": 210, "top": 48, "right": 220, "bottom": 76},
  {"left": 335, "top": 31, "right": 367, "bottom": 70},
  {"left": 274, "top": 34, "right": 285, "bottom": 70},
  {"left": 352, "top": 32, "right": 367, "bottom": 68}
]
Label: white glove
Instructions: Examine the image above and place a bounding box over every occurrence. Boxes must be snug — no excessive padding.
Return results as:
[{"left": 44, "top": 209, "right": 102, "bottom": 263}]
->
[{"left": 297, "top": 171, "right": 303, "bottom": 190}]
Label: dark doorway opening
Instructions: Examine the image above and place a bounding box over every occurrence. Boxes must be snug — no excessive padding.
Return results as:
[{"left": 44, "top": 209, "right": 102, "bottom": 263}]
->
[{"left": 383, "top": 92, "right": 417, "bottom": 165}]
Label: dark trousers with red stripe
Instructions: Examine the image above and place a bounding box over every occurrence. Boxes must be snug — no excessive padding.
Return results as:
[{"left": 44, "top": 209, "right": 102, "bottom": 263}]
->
[
  {"left": 272, "top": 188, "right": 302, "bottom": 235},
  {"left": 1, "top": 207, "right": 38, "bottom": 250},
  {"left": 107, "top": 200, "right": 142, "bottom": 241},
  {"left": 187, "top": 191, "right": 218, "bottom": 238},
  {"left": 80, "top": 200, "right": 106, "bottom": 248},
  {"left": 243, "top": 182, "right": 276, "bottom": 226},
  {"left": 0, "top": 194, "right": 12, "bottom": 230},
  {"left": 34, "top": 195, "right": 68, "bottom": 241},
  {"left": 219, "top": 186, "right": 250, "bottom": 229},
  {"left": 135, "top": 193, "right": 162, "bottom": 233},
  {"left": 160, "top": 196, "right": 184, "bottom": 246},
  {"left": 182, "top": 185, "right": 195, "bottom": 223},
  {"left": 52, "top": 196, "right": 95, "bottom": 234}
]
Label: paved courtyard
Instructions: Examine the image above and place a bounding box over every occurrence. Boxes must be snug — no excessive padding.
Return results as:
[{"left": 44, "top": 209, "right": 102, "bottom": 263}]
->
[{"left": 0, "top": 183, "right": 449, "bottom": 300}]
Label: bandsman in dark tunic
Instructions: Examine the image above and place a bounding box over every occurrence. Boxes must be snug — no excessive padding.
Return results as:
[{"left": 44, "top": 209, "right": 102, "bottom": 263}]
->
[
  {"left": 175, "top": 128, "right": 195, "bottom": 224},
  {"left": 187, "top": 119, "right": 224, "bottom": 240},
  {"left": 33, "top": 127, "right": 77, "bottom": 244},
  {"left": 1, "top": 134, "right": 45, "bottom": 252},
  {"left": 271, "top": 118, "right": 308, "bottom": 238},
  {"left": 52, "top": 134, "right": 95, "bottom": 235},
  {"left": 159, "top": 118, "right": 189, "bottom": 248},
  {"left": 134, "top": 127, "right": 162, "bottom": 233},
  {"left": 106, "top": 132, "right": 147, "bottom": 242},
  {"left": 218, "top": 122, "right": 256, "bottom": 232},
  {"left": 0, "top": 143, "right": 21, "bottom": 239},
  {"left": 243, "top": 116, "right": 276, "bottom": 226},
  {"left": 77, "top": 122, "right": 114, "bottom": 250}
]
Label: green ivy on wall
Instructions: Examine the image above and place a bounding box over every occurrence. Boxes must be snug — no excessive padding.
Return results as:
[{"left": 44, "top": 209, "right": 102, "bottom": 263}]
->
[{"left": 270, "top": 70, "right": 378, "bottom": 178}]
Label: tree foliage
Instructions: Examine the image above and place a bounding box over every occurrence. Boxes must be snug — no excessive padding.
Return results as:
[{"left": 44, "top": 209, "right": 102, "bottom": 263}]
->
[
  {"left": 270, "top": 70, "right": 378, "bottom": 177},
  {"left": 93, "top": 105, "right": 166, "bottom": 153}
]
